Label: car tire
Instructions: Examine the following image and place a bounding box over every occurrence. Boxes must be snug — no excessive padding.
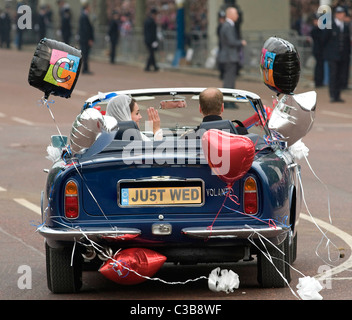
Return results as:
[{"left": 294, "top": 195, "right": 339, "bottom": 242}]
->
[
  {"left": 45, "top": 242, "right": 83, "bottom": 293},
  {"left": 257, "top": 233, "right": 291, "bottom": 288},
  {"left": 290, "top": 233, "right": 298, "bottom": 264}
]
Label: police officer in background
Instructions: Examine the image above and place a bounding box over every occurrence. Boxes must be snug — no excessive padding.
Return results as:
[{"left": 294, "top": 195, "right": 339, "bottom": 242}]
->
[{"left": 323, "top": 6, "right": 351, "bottom": 102}]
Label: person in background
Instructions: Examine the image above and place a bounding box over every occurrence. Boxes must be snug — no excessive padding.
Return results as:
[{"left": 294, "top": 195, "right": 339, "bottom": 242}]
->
[
  {"left": 0, "top": 5, "right": 11, "bottom": 49},
  {"left": 144, "top": 8, "right": 159, "bottom": 72},
  {"left": 323, "top": 6, "right": 351, "bottom": 102},
  {"left": 342, "top": 8, "right": 351, "bottom": 89},
  {"left": 79, "top": 3, "right": 94, "bottom": 75},
  {"left": 61, "top": 4, "right": 72, "bottom": 44},
  {"left": 108, "top": 10, "right": 121, "bottom": 64},
  {"left": 16, "top": 2, "right": 24, "bottom": 50},
  {"left": 310, "top": 13, "right": 325, "bottom": 88},
  {"left": 38, "top": 5, "right": 49, "bottom": 40},
  {"left": 218, "top": 7, "right": 247, "bottom": 101},
  {"left": 217, "top": 10, "right": 226, "bottom": 80}
]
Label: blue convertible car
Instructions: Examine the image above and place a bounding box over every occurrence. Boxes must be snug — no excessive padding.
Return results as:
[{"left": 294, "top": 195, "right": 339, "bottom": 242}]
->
[{"left": 38, "top": 87, "right": 307, "bottom": 293}]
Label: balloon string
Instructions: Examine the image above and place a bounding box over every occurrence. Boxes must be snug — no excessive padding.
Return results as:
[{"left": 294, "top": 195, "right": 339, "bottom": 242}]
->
[
  {"left": 38, "top": 97, "right": 65, "bottom": 144},
  {"left": 207, "top": 185, "right": 279, "bottom": 240},
  {"left": 297, "top": 168, "right": 340, "bottom": 266},
  {"left": 207, "top": 186, "right": 231, "bottom": 235},
  {"left": 76, "top": 227, "right": 208, "bottom": 286},
  {"left": 303, "top": 152, "right": 332, "bottom": 225}
]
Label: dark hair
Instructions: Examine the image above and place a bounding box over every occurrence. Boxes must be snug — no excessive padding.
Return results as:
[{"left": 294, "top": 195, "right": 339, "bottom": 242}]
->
[
  {"left": 129, "top": 98, "right": 136, "bottom": 113},
  {"left": 150, "top": 8, "right": 158, "bottom": 15}
]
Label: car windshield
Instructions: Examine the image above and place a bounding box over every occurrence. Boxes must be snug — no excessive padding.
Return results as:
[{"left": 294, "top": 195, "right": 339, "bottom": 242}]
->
[{"left": 93, "top": 89, "right": 270, "bottom": 141}]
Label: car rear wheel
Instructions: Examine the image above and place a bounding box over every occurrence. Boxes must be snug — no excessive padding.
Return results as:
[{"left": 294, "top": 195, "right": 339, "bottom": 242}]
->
[
  {"left": 45, "top": 242, "right": 83, "bottom": 293},
  {"left": 257, "top": 233, "right": 291, "bottom": 288}
]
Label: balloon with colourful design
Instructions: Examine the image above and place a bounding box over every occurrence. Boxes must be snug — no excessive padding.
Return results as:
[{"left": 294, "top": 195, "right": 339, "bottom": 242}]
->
[
  {"left": 260, "top": 37, "right": 301, "bottom": 95},
  {"left": 28, "top": 38, "right": 82, "bottom": 99}
]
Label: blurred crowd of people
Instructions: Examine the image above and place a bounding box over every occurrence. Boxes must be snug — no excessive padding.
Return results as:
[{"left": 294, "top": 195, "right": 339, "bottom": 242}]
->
[
  {"left": 0, "top": 0, "right": 209, "bottom": 49},
  {"left": 292, "top": 0, "right": 352, "bottom": 102},
  {"left": 3, "top": 0, "right": 352, "bottom": 99}
]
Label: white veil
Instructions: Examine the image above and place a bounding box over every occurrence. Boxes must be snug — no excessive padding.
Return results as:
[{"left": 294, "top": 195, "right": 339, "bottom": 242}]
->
[{"left": 106, "top": 95, "right": 132, "bottom": 122}]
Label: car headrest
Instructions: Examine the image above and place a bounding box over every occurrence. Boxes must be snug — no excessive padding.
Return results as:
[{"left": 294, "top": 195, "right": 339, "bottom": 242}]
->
[{"left": 115, "top": 121, "right": 142, "bottom": 140}]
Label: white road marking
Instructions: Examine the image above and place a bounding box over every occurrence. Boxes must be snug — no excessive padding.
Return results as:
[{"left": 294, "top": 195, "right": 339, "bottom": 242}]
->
[
  {"left": 0, "top": 112, "right": 6, "bottom": 118},
  {"left": 0, "top": 186, "right": 7, "bottom": 192},
  {"left": 11, "top": 117, "right": 34, "bottom": 126},
  {"left": 0, "top": 226, "right": 45, "bottom": 257},
  {"left": 322, "top": 110, "right": 352, "bottom": 119},
  {"left": 14, "top": 198, "right": 41, "bottom": 216},
  {"left": 315, "top": 123, "right": 352, "bottom": 128},
  {"left": 301, "top": 213, "right": 352, "bottom": 281},
  {"left": 74, "top": 89, "right": 88, "bottom": 97}
]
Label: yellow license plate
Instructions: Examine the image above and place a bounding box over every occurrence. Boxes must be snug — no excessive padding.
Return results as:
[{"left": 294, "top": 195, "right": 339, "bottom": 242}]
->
[{"left": 120, "top": 186, "right": 202, "bottom": 206}]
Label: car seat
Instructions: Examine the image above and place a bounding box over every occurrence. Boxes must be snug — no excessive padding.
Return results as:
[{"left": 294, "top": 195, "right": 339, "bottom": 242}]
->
[{"left": 115, "top": 121, "right": 142, "bottom": 140}]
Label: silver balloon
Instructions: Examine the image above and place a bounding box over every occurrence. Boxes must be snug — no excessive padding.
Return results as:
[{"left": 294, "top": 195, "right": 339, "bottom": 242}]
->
[
  {"left": 70, "top": 108, "right": 118, "bottom": 155},
  {"left": 268, "top": 91, "right": 316, "bottom": 147}
]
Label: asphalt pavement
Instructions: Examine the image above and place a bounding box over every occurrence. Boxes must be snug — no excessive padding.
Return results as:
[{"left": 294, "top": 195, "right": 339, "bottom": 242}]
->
[{"left": 0, "top": 46, "right": 352, "bottom": 302}]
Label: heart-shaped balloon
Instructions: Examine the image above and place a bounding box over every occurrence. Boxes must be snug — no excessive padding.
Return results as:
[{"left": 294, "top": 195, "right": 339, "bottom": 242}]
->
[
  {"left": 99, "top": 248, "right": 167, "bottom": 285},
  {"left": 202, "top": 130, "right": 255, "bottom": 187}
]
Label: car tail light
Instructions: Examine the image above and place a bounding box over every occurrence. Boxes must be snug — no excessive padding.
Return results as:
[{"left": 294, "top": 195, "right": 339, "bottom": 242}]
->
[
  {"left": 244, "top": 177, "right": 258, "bottom": 215},
  {"left": 65, "top": 180, "right": 79, "bottom": 219}
]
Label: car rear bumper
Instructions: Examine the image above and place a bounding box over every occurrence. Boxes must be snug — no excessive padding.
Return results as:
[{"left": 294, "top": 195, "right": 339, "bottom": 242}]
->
[
  {"left": 37, "top": 225, "right": 142, "bottom": 242},
  {"left": 182, "top": 225, "right": 288, "bottom": 240},
  {"left": 38, "top": 224, "right": 287, "bottom": 243}
]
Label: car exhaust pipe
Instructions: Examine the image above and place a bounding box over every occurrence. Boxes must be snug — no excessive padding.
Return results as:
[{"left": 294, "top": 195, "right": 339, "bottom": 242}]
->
[
  {"left": 97, "top": 246, "right": 113, "bottom": 261},
  {"left": 82, "top": 246, "right": 96, "bottom": 261}
]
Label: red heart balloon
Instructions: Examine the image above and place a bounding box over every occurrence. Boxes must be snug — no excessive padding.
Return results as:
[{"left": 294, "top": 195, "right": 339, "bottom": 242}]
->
[
  {"left": 202, "top": 129, "right": 255, "bottom": 187},
  {"left": 99, "top": 248, "right": 167, "bottom": 285}
]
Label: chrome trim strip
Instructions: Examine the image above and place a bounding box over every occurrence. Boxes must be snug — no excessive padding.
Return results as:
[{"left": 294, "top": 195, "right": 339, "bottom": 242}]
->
[
  {"left": 182, "top": 226, "right": 288, "bottom": 239},
  {"left": 37, "top": 225, "right": 141, "bottom": 242}
]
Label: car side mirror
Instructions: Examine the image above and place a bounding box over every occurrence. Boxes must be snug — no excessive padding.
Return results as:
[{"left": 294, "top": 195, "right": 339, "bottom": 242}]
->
[{"left": 51, "top": 135, "right": 68, "bottom": 149}]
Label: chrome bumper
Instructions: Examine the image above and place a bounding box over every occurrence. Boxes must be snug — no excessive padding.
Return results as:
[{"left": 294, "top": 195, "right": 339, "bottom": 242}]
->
[
  {"left": 37, "top": 225, "right": 141, "bottom": 242},
  {"left": 182, "top": 225, "right": 288, "bottom": 240},
  {"left": 38, "top": 224, "right": 287, "bottom": 243}
]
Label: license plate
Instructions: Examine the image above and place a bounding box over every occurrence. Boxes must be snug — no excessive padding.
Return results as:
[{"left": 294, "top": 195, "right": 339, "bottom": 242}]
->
[{"left": 120, "top": 186, "right": 202, "bottom": 206}]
